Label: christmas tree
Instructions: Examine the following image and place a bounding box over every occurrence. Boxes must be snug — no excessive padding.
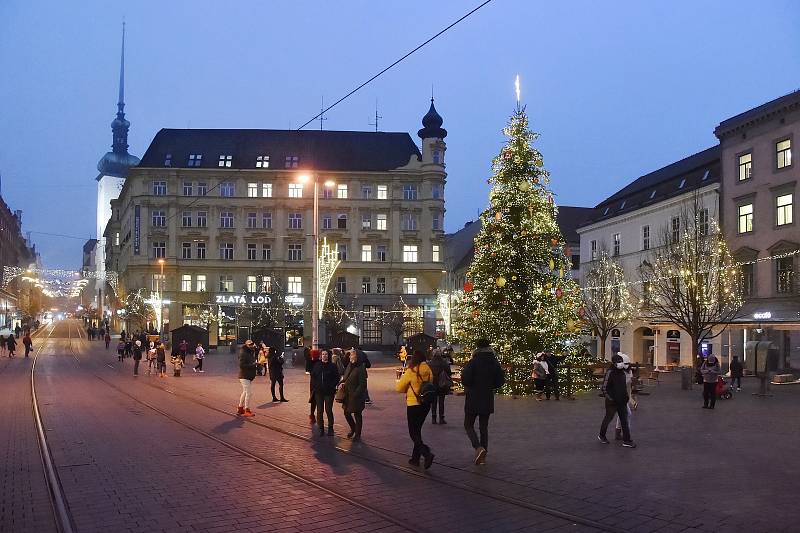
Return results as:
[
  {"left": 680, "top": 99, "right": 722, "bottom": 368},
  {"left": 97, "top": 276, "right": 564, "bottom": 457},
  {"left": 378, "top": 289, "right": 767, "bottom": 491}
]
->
[{"left": 454, "top": 104, "right": 587, "bottom": 393}]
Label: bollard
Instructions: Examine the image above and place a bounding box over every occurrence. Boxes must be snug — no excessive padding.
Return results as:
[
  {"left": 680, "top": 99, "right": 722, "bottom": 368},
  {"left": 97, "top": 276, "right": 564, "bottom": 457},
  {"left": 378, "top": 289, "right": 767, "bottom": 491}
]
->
[{"left": 680, "top": 366, "right": 692, "bottom": 390}]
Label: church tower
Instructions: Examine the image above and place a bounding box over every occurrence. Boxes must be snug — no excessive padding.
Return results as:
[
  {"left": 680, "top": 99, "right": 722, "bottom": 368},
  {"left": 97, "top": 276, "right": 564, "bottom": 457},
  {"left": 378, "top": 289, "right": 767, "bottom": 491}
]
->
[
  {"left": 417, "top": 97, "right": 447, "bottom": 166},
  {"left": 95, "top": 22, "right": 140, "bottom": 311}
]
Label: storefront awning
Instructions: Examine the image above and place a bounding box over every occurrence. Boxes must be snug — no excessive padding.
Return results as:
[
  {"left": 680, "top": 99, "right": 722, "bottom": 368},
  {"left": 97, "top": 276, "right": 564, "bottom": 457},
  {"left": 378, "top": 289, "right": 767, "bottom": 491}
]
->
[{"left": 728, "top": 299, "right": 800, "bottom": 328}]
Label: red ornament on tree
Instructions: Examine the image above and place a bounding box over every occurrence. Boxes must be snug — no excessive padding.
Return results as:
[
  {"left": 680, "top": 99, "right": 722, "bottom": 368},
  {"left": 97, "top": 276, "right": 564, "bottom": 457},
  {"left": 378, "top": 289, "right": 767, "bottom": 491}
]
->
[
  {"left": 555, "top": 287, "right": 563, "bottom": 299},
  {"left": 550, "top": 238, "right": 559, "bottom": 247},
  {"left": 463, "top": 281, "right": 474, "bottom": 293}
]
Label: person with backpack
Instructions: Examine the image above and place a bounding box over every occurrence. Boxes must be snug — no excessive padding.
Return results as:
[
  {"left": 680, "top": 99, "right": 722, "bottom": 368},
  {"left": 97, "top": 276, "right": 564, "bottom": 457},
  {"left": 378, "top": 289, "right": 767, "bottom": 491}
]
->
[
  {"left": 237, "top": 340, "right": 258, "bottom": 417},
  {"left": 395, "top": 350, "right": 435, "bottom": 469},
  {"left": 730, "top": 356, "right": 743, "bottom": 391},
  {"left": 427, "top": 348, "right": 452, "bottom": 424},
  {"left": 22, "top": 332, "right": 33, "bottom": 358},
  {"left": 340, "top": 349, "right": 367, "bottom": 441},
  {"left": 599, "top": 354, "right": 636, "bottom": 448},
  {"left": 311, "top": 350, "right": 340, "bottom": 436},
  {"left": 132, "top": 340, "right": 142, "bottom": 376},
  {"left": 461, "top": 339, "right": 506, "bottom": 465},
  {"left": 701, "top": 355, "right": 722, "bottom": 409},
  {"left": 531, "top": 353, "right": 549, "bottom": 401}
]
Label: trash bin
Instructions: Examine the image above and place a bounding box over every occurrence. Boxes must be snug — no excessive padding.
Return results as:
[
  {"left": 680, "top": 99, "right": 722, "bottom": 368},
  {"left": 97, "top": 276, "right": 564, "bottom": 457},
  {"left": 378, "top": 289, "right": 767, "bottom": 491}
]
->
[{"left": 680, "top": 366, "right": 693, "bottom": 390}]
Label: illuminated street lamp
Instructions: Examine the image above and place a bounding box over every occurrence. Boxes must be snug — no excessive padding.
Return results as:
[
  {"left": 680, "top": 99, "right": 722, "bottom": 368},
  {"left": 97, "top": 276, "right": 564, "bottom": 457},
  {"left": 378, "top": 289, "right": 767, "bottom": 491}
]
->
[{"left": 297, "top": 173, "right": 335, "bottom": 348}]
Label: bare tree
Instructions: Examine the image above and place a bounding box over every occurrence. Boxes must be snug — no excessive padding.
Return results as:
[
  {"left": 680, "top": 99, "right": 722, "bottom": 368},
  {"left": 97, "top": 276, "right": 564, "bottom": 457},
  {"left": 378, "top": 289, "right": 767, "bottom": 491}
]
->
[
  {"left": 121, "top": 289, "right": 156, "bottom": 331},
  {"left": 638, "top": 193, "right": 743, "bottom": 364},
  {"left": 581, "top": 250, "right": 634, "bottom": 358},
  {"left": 322, "top": 290, "right": 353, "bottom": 340},
  {"left": 382, "top": 297, "right": 406, "bottom": 349}
]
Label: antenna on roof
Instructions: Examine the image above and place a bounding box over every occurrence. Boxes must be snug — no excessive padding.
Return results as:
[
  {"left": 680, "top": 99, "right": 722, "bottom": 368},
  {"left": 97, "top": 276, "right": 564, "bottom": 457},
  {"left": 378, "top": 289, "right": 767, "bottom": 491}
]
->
[
  {"left": 319, "top": 96, "right": 328, "bottom": 131},
  {"left": 368, "top": 99, "right": 382, "bottom": 132}
]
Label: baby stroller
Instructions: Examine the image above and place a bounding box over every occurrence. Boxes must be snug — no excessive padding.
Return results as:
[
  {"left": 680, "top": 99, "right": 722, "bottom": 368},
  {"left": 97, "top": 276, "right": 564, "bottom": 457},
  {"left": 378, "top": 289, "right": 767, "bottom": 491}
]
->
[{"left": 716, "top": 376, "right": 733, "bottom": 400}]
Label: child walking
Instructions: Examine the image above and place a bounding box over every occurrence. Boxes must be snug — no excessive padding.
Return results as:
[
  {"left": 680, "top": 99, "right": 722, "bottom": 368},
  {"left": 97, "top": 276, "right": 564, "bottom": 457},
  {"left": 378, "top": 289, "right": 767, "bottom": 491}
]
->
[{"left": 171, "top": 353, "right": 183, "bottom": 377}]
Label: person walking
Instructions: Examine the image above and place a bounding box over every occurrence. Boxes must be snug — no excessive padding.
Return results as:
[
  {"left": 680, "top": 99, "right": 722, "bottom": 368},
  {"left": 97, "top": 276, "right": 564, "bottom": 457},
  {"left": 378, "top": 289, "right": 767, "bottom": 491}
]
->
[
  {"left": 268, "top": 346, "right": 288, "bottom": 402},
  {"left": 104, "top": 331, "right": 111, "bottom": 350},
  {"left": 15, "top": 324, "right": 21, "bottom": 338},
  {"left": 132, "top": 340, "right": 142, "bottom": 376},
  {"left": 340, "top": 349, "right": 367, "bottom": 441},
  {"left": 531, "top": 353, "right": 549, "bottom": 401},
  {"left": 0, "top": 334, "right": 6, "bottom": 357},
  {"left": 461, "top": 339, "right": 505, "bottom": 465},
  {"left": 256, "top": 343, "right": 268, "bottom": 376},
  {"left": 156, "top": 342, "right": 167, "bottom": 378},
  {"left": 730, "top": 355, "right": 744, "bottom": 391},
  {"left": 117, "top": 340, "right": 126, "bottom": 362},
  {"left": 124, "top": 339, "right": 133, "bottom": 358},
  {"left": 396, "top": 350, "right": 435, "bottom": 468},
  {"left": 178, "top": 339, "right": 189, "bottom": 363},
  {"left": 237, "top": 340, "right": 257, "bottom": 417},
  {"left": 614, "top": 354, "right": 637, "bottom": 441},
  {"left": 599, "top": 354, "right": 636, "bottom": 448},
  {"left": 357, "top": 349, "right": 373, "bottom": 404},
  {"left": 427, "top": 348, "right": 451, "bottom": 424},
  {"left": 311, "top": 350, "right": 340, "bottom": 436},
  {"left": 701, "top": 355, "right": 722, "bottom": 409},
  {"left": 307, "top": 349, "right": 320, "bottom": 421},
  {"left": 7, "top": 334, "right": 17, "bottom": 358},
  {"left": 193, "top": 343, "right": 205, "bottom": 372},
  {"left": 171, "top": 353, "right": 184, "bottom": 377},
  {"left": 22, "top": 332, "right": 33, "bottom": 358},
  {"left": 545, "top": 352, "right": 564, "bottom": 400},
  {"left": 146, "top": 343, "right": 156, "bottom": 375},
  {"left": 331, "top": 348, "right": 347, "bottom": 377}
]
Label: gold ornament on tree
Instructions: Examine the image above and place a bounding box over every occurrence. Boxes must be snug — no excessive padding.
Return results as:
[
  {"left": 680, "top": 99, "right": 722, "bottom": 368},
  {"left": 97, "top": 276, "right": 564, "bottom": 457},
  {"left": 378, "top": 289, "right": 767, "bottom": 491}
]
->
[{"left": 496, "top": 276, "right": 507, "bottom": 288}]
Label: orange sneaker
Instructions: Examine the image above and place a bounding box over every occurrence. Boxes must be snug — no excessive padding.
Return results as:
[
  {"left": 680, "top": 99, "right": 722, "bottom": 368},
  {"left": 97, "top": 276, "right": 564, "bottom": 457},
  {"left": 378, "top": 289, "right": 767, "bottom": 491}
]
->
[
  {"left": 243, "top": 409, "right": 255, "bottom": 417},
  {"left": 236, "top": 406, "right": 245, "bottom": 415}
]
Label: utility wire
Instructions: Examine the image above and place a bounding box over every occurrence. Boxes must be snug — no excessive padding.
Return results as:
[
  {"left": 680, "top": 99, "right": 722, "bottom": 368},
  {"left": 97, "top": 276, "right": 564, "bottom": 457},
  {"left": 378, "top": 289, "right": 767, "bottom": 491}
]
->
[{"left": 297, "top": 0, "right": 494, "bottom": 130}]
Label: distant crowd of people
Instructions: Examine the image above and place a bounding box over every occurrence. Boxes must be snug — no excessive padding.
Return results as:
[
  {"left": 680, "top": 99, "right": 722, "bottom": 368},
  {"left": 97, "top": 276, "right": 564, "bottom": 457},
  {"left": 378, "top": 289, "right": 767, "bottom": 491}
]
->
[{"left": 111, "top": 330, "right": 206, "bottom": 377}]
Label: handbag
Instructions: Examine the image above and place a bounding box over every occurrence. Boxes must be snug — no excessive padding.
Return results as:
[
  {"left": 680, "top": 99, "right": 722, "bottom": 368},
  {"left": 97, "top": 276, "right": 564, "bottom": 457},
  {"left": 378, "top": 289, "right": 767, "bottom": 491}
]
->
[{"left": 334, "top": 385, "right": 346, "bottom": 403}]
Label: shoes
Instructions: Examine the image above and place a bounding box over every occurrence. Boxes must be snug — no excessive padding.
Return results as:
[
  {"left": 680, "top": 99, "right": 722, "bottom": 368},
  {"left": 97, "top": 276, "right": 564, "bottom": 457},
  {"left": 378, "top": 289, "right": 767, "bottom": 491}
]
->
[
  {"left": 309, "top": 414, "right": 316, "bottom": 424},
  {"left": 237, "top": 406, "right": 245, "bottom": 415},
  {"left": 346, "top": 431, "right": 355, "bottom": 439},
  {"left": 737, "top": 387, "right": 741, "bottom": 391},
  {"left": 709, "top": 406, "right": 715, "bottom": 410},
  {"left": 319, "top": 427, "right": 325, "bottom": 437},
  {"left": 327, "top": 427, "right": 334, "bottom": 436},
  {"left": 432, "top": 416, "right": 438, "bottom": 424},
  {"left": 622, "top": 441, "right": 637, "bottom": 449},
  {"left": 614, "top": 428, "right": 623, "bottom": 441},
  {"left": 193, "top": 368, "right": 197, "bottom": 372},
  {"left": 702, "top": 405, "right": 710, "bottom": 409},
  {"left": 365, "top": 399, "right": 373, "bottom": 404},
  {"left": 598, "top": 435, "right": 610, "bottom": 444},
  {"left": 424, "top": 453, "right": 434, "bottom": 469},
  {"left": 199, "top": 370, "right": 205, "bottom": 373},
  {"left": 272, "top": 398, "right": 280, "bottom": 403},
  {"left": 474, "top": 447, "right": 487, "bottom": 465},
  {"left": 408, "top": 457, "right": 420, "bottom": 467},
  {"left": 280, "top": 398, "right": 289, "bottom": 402},
  {"left": 243, "top": 408, "right": 255, "bottom": 417},
  {"left": 439, "top": 418, "right": 447, "bottom": 425}
]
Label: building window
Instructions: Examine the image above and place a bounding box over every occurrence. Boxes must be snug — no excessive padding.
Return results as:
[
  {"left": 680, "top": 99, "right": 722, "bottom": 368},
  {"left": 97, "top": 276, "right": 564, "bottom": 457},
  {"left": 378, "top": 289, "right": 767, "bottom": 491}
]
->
[
  {"left": 287, "top": 276, "right": 302, "bottom": 294},
  {"left": 218, "top": 155, "right": 232, "bottom": 167},
  {"left": 197, "top": 182, "right": 208, "bottom": 196},
  {"left": 219, "top": 275, "right": 233, "bottom": 292},
  {"left": 741, "top": 263, "right": 754, "bottom": 297},
  {"left": 322, "top": 187, "right": 333, "bottom": 200},
  {"left": 247, "top": 212, "right": 257, "bottom": 228},
  {"left": 433, "top": 150, "right": 441, "bottom": 164},
  {"left": 246, "top": 275, "right": 257, "bottom": 293},
  {"left": 361, "top": 244, "right": 372, "bottom": 262},
  {"left": 220, "top": 182, "right": 235, "bottom": 197},
  {"left": 151, "top": 274, "right": 165, "bottom": 292},
  {"left": 220, "top": 242, "right": 234, "bottom": 260},
  {"left": 738, "top": 153, "right": 752, "bottom": 181},
  {"left": 337, "top": 184, "right": 348, "bottom": 199},
  {"left": 377, "top": 185, "right": 388, "bottom": 200},
  {"left": 777, "top": 139, "right": 792, "bottom": 169},
  {"left": 181, "top": 274, "right": 192, "bottom": 292},
  {"left": 361, "top": 185, "right": 372, "bottom": 199},
  {"left": 288, "top": 244, "right": 302, "bottom": 261},
  {"left": 699, "top": 208, "right": 710, "bottom": 236},
  {"left": 403, "top": 245, "right": 418, "bottom": 263},
  {"left": 402, "top": 212, "right": 418, "bottom": 231},
  {"left": 220, "top": 211, "right": 235, "bottom": 228},
  {"left": 777, "top": 194, "right": 793, "bottom": 226},
  {"left": 649, "top": 190, "right": 657, "bottom": 200},
  {"left": 362, "top": 305, "right": 382, "bottom": 343},
  {"left": 432, "top": 244, "right": 440, "bottom": 262},
  {"left": 377, "top": 245, "right": 387, "bottom": 262},
  {"left": 361, "top": 213, "right": 371, "bottom": 230},
  {"left": 261, "top": 276, "right": 272, "bottom": 292},
  {"left": 256, "top": 155, "right": 270, "bottom": 168},
  {"left": 376, "top": 277, "right": 386, "bottom": 294},
  {"left": 247, "top": 182, "right": 258, "bottom": 198},
  {"left": 432, "top": 212, "right": 441, "bottom": 231},
  {"left": 196, "top": 242, "right": 206, "bottom": 259},
  {"left": 776, "top": 256, "right": 794, "bottom": 293},
  {"left": 152, "top": 210, "right": 166, "bottom": 227},
  {"left": 432, "top": 183, "right": 442, "bottom": 199},
  {"left": 671, "top": 216, "right": 681, "bottom": 243},
  {"left": 115, "top": 232, "right": 119, "bottom": 246},
  {"left": 153, "top": 242, "right": 165, "bottom": 258},
  {"left": 188, "top": 154, "right": 202, "bottom": 167},
  {"left": 182, "top": 211, "right": 192, "bottom": 227},
  {"left": 590, "top": 240, "right": 597, "bottom": 261},
  {"left": 403, "top": 277, "right": 418, "bottom": 294},
  {"left": 738, "top": 204, "right": 753, "bottom": 233},
  {"left": 181, "top": 242, "right": 192, "bottom": 259},
  {"left": 262, "top": 244, "right": 272, "bottom": 261},
  {"left": 612, "top": 234, "right": 621, "bottom": 257},
  {"left": 337, "top": 214, "right": 347, "bottom": 230},
  {"left": 288, "top": 183, "right": 303, "bottom": 198},
  {"left": 337, "top": 243, "right": 348, "bottom": 261},
  {"left": 196, "top": 274, "right": 206, "bottom": 292},
  {"left": 164, "top": 153, "right": 172, "bottom": 167},
  {"left": 336, "top": 276, "right": 347, "bottom": 293},
  {"left": 247, "top": 243, "right": 257, "bottom": 260},
  {"left": 262, "top": 212, "right": 272, "bottom": 229},
  {"left": 288, "top": 213, "right": 302, "bottom": 230},
  {"left": 322, "top": 214, "right": 332, "bottom": 230},
  {"left": 403, "top": 184, "right": 418, "bottom": 200},
  {"left": 362, "top": 277, "right": 371, "bottom": 294},
  {"left": 376, "top": 213, "right": 387, "bottom": 231},
  {"left": 642, "top": 225, "right": 650, "bottom": 251},
  {"left": 152, "top": 181, "right": 167, "bottom": 196},
  {"left": 285, "top": 156, "right": 299, "bottom": 168},
  {"left": 262, "top": 183, "right": 272, "bottom": 198},
  {"left": 196, "top": 211, "right": 207, "bottom": 228},
  {"left": 183, "top": 182, "right": 193, "bottom": 196}
]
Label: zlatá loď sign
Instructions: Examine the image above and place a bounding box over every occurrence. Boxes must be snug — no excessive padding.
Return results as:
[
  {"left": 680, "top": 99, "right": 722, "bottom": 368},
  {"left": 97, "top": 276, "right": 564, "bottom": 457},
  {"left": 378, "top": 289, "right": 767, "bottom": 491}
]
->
[{"left": 215, "top": 294, "right": 272, "bottom": 305}]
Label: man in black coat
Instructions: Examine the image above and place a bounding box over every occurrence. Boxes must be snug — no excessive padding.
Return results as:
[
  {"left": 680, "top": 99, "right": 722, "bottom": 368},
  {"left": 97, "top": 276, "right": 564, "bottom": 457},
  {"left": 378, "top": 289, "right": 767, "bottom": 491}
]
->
[
  {"left": 545, "top": 352, "right": 565, "bottom": 400},
  {"left": 460, "top": 338, "right": 505, "bottom": 465},
  {"left": 599, "top": 354, "right": 636, "bottom": 448}
]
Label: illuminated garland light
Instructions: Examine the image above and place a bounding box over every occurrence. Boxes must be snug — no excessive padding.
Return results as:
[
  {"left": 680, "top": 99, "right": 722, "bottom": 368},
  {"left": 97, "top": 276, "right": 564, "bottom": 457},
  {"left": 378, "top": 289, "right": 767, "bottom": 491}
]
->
[{"left": 317, "top": 238, "right": 340, "bottom": 320}]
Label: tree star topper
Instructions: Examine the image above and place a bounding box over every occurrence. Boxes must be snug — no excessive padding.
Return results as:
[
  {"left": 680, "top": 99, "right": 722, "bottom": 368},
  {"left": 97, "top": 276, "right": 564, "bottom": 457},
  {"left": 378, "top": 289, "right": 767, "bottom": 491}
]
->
[{"left": 515, "top": 74, "right": 521, "bottom": 104}]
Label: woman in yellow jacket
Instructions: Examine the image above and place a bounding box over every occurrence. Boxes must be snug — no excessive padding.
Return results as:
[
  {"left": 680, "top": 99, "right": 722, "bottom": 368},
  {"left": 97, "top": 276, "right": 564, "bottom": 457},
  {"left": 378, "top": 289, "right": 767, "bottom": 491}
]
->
[{"left": 395, "top": 350, "right": 435, "bottom": 469}]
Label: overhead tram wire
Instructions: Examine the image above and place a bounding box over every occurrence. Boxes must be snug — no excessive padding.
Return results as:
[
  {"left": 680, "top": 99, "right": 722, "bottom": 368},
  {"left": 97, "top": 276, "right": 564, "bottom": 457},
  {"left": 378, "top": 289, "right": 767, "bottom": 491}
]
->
[{"left": 296, "top": 0, "right": 494, "bottom": 130}]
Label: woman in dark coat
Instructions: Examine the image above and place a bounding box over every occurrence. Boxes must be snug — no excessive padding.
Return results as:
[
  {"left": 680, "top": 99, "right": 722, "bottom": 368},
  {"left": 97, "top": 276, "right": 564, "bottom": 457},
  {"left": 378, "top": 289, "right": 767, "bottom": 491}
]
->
[
  {"left": 730, "top": 356, "right": 744, "bottom": 391},
  {"left": 311, "top": 350, "right": 340, "bottom": 436},
  {"left": 340, "top": 350, "right": 367, "bottom": 441},
  {"left": 268, "top": 347, "right": 288, "bottom": 402},
  {"left": 460, "top": 340, "right": 505, "bottom": 464}
]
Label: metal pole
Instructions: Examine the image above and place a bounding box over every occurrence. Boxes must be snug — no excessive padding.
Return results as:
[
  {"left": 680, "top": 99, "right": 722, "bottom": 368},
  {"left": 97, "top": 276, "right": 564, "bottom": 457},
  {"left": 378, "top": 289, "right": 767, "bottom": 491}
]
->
[{"left": 311, "top": 178, "right": 319, "bottom": 349}]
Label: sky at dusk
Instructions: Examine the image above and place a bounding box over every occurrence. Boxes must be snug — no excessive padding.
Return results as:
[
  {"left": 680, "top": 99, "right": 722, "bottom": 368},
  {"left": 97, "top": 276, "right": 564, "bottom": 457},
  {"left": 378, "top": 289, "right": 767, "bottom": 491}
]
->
[{"left": 0, "top": 0, "right": 798, "bottom": 269}]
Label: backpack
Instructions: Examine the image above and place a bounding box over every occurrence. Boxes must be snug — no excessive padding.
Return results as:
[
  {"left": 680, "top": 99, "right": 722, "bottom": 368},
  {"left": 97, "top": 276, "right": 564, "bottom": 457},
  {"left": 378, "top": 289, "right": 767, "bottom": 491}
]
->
[
  {"left": 411, "top": 368, "right": 438, "bottom": 405},
  {"left": 438, "top": 370, "right": 454, "bottom": 391}
]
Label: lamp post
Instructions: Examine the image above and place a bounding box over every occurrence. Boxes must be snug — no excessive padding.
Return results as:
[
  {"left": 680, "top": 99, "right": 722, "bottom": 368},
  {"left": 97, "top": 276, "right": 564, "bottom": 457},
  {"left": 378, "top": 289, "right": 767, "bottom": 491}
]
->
[
  {"left": 297, "top": 174, "right": 334, "bottom": 349},
  {"left": 158, "top": 258, "right": 165, "bottom": 335}
]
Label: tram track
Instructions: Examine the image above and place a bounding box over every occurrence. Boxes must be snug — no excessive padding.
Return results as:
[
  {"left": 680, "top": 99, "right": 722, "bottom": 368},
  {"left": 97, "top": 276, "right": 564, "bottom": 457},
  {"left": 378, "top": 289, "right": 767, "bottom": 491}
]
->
[{"left": 68, "top": 331, "right": 621, "bottom": 533}]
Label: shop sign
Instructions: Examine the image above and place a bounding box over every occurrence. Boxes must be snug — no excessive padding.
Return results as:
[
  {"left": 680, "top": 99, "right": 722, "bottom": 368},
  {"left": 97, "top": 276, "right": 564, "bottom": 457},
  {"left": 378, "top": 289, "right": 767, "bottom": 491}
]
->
[
  {"left": 285, "top": 294, "right": 305, "bottom": 307},
  {"left": 214, "top": 294, "right": 272, "bottom": 305},
  {"left": 133, "top": 205, "right": 141, "bottom": 255},
  {"left": 753, "top": 312, "right": 771, "bottom": 320}
]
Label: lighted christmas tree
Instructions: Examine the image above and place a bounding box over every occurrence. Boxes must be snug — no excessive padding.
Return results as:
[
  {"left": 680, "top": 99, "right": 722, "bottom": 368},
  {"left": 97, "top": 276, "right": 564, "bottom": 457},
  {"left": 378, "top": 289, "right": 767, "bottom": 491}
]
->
[{"left": 454, "top": 101, "right": 587, "bottom": 393}]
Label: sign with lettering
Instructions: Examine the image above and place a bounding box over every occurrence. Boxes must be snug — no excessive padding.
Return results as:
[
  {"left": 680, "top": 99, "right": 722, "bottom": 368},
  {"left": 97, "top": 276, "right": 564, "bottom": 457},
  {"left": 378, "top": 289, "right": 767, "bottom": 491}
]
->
[
  {"left": 133, "top": 205, "right": 141, "bottom": 255},
  {"left": 215, "top": 294, "right": 272, "bottom": 305},
  {"left": 753, "top": 312, "right": 772, "bottom": 320}
]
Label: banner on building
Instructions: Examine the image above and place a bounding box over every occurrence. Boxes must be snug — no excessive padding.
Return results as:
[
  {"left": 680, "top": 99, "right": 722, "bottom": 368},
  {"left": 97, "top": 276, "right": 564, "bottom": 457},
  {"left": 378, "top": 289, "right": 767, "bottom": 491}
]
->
[{"left": 133, "top": 205, "right": 141, "bottom": 255}]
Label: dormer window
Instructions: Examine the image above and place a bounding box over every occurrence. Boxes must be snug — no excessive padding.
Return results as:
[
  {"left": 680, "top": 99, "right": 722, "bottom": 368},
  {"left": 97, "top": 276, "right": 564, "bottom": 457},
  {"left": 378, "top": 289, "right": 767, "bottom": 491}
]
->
[
  {"left": 603, "top": 207, "right": 610, "bottom": 216},
  {"left": 701, "top": 170, "right": 710, "bottom": 181},
  {"left": 256, "top": 155, "right": 270, "bottom": 168},
  {"left": 285, "top": 156, "right": 299, "bottom": 168},
  {"left": 164, "top": 153, "right": 172, "bottom": 167},
  {"left": 678, "top": 178, "right": 686, "bottom": 189},
  {"left": 650, "top": 190, "right": 657, "bottom": 199},
  {"left": 619, "top": 200, "right": 626, "bottom": 210},
  {"left": 218, "top": 155, "right": 232, "bottom": 167},
  {"left": 188, "top": 154, "right": 202, "bottom": 167}
]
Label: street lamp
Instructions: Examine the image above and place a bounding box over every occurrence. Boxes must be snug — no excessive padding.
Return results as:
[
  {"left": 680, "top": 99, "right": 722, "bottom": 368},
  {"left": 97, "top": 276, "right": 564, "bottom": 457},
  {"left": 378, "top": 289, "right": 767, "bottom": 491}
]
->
[{"left": 297, "top": 173, "right": 334, "bottom": 349}]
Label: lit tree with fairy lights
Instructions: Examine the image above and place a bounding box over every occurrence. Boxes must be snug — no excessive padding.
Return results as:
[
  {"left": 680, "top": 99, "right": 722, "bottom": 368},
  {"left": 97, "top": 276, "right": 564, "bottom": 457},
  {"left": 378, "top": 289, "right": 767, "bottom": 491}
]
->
[
  {"left": 454, "top": 101, "right": 585, "bottom": 392},
  {"left": 581, "top": 250, "right": 634, "bottom": 358}
]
